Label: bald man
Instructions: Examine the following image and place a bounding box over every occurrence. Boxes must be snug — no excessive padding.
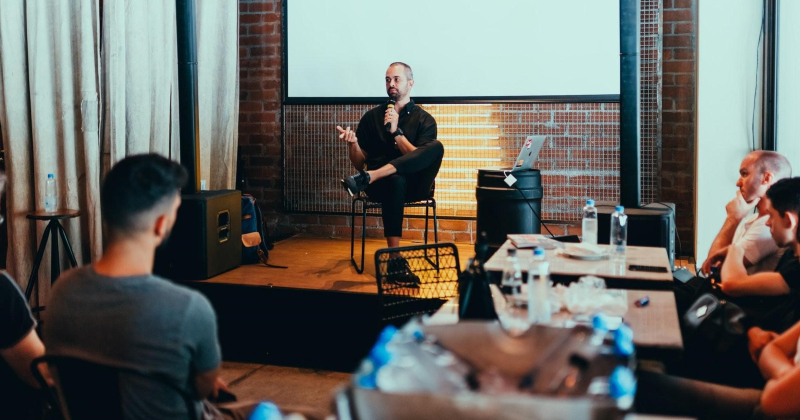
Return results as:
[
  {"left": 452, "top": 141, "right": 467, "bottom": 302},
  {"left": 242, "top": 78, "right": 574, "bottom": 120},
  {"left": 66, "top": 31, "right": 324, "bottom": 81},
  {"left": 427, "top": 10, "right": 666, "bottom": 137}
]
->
[{"left": 702, "top": 151, "right": 792, "bottom": 276}]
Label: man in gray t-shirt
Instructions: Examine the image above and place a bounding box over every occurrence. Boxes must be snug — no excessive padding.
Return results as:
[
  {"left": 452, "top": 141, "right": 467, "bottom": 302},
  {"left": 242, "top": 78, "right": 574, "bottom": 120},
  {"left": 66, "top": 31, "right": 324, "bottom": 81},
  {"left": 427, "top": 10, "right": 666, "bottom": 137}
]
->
[
  {"left": 45, "top": 266, "right": 219, "bottom": 419},
  {"left": 43, "top": 154, "right": 235, "bottom": 420}
]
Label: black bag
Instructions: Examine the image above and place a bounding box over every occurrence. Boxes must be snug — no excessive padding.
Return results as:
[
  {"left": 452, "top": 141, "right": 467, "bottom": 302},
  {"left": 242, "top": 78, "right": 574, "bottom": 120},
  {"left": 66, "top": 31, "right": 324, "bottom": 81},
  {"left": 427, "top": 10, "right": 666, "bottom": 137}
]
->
[
  {"left": 682, "top": 292, "right": 746, "bottom": 354},
  {"left": 241, "top": 194, "right": 286, "bottom": 268}
]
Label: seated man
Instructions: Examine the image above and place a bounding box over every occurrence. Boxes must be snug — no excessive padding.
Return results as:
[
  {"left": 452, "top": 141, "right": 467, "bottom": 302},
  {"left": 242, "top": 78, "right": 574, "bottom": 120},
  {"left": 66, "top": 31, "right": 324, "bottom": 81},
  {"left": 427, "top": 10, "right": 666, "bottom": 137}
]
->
[
  {"left": 716, "top": 177, "right": 800, "bottom": 332},
  {"left": 0, "top": 171, "right": 47, "bottom": 419},
  {"left": 43, "top": 155, "right": 255, "bottom": 420},
  {"left": 701, "top": 151, "right": 792, "bottom": 275},
  {"left": 637, "top": 302, "right": 800, "bottom": 419},
  {"left": 338, "top": 62, "right": 444, "bottom": 273},
  {"left": 674, "top": 178, "right": 800, "bottom": 388}
]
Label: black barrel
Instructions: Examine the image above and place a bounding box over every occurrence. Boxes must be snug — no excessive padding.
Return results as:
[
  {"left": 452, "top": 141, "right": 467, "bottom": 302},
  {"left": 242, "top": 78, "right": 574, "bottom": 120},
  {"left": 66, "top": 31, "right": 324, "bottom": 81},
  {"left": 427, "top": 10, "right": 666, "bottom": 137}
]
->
[{"left": 476, "top": 169, "right": 543, "bottom": 250}]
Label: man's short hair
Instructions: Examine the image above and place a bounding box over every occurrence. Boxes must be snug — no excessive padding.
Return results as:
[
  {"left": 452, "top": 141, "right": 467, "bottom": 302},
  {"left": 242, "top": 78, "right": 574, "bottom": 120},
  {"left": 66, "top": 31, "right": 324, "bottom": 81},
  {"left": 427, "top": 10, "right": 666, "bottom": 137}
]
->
[
  {"left": 101, "top": 154, "right": 187, "bottom": 234},
  {"left": 389, "top": 62, "right": 413, "bottom": 80},
  {"left": 753, "top": 150, "right": 792, "bottom": 180},
  {"left": 766, "top": 177, "right": 800, "bottom": 218}
]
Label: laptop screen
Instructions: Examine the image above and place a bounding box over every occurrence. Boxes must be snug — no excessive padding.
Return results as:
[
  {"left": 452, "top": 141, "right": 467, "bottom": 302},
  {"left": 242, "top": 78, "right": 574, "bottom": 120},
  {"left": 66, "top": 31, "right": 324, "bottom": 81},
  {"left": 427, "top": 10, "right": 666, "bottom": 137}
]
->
[{"left": 511, "top": 135, "right": 546, "bottom": 172}]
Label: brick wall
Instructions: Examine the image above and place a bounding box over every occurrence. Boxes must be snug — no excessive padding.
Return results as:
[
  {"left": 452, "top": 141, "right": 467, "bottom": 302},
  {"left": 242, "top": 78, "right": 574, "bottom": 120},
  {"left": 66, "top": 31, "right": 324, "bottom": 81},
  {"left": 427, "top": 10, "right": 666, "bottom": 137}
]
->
[{"left": 661, "top": 0, "right": 697, "bottom": 255}]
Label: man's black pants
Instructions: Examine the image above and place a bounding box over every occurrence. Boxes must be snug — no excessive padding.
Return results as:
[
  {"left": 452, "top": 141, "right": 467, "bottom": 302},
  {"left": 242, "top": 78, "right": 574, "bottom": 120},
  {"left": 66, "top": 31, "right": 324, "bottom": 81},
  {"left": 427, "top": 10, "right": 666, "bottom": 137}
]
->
[{"left": 365, "top": 140, "right": 444, "bottom": 237}]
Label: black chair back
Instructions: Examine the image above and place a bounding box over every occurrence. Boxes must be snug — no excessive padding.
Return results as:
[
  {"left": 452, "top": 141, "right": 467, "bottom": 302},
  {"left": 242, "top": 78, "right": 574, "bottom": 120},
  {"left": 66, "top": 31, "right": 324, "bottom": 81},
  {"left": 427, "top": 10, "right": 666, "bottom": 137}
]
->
[
  {"left": 31, "top": 355, "right": 196, "bottom": 420},
  {"left": 374, "top": 242, "right": 460, "bottom": 325}
]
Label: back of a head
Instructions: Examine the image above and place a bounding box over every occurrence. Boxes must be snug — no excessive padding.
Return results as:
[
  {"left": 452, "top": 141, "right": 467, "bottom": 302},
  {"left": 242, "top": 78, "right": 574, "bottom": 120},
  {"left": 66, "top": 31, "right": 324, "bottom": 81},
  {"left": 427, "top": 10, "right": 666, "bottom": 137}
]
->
[
  {"left": 766, "top": 177, "right": 800, "bottom": 218},
  {"left": 101, "top": 154, "right": 187, "bottom": 236},
  {"left": 753, "top": 150, "right": 792, "bottom": 181}
]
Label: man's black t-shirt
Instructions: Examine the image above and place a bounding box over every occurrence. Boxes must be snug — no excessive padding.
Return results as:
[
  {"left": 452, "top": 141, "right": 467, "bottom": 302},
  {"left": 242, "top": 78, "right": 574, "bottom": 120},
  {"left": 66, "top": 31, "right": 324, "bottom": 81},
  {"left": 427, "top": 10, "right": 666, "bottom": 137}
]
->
[
  {"left": 356, "top": 100, "right": 437, "bottom": 170},
  {"left": 735, "top": 248, "right": 800, "bottom": 332},
  {"left": 0, "top": 272, "right": 40, "bottom": 416}
]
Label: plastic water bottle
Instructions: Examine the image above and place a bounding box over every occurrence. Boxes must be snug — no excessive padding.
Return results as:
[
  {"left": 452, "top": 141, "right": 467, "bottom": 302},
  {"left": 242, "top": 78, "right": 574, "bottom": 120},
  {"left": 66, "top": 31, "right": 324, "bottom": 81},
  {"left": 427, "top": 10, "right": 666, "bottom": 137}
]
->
[
  {"left": 582, "top": 199, "right": 598, "bottom": 245},
  {"left": 500, "top": 248, "right": 522, "bottom": 297},
  {"left": 610, "top": 206, "right": 628, "bottom": 263},
  {"left": 499, "top": 248, "right": 527, "bottom": 334},
  {"left": 248, "top": 401, "right": 283, "bottom": 420},
  {"left": 45, "top": 173, "right": 57, "bottom": 213},
  {"left": 528, "top": 248, "right": 551, "bottom": 324}
]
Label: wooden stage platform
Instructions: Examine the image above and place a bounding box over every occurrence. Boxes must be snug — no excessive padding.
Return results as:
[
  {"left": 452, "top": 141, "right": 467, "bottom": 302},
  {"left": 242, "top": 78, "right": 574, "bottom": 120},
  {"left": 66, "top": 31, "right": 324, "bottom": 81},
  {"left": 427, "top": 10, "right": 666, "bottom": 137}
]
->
[
  {"left": 202, "top": 235, "right": 473, "bottom": 294},
  {"left": 182, "top": 235, "right": 475, "bottom": 372}
]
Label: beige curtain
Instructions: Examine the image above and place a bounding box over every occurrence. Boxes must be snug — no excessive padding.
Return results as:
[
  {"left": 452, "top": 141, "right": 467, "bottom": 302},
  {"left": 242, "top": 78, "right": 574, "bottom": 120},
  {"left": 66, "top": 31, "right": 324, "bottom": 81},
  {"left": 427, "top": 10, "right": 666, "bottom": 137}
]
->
[
  {"left": 0, "top": 0, "right": 102, "bottom": 304},
  {"left": 0, "top": 0, "right": 238, "bottom": 298}
]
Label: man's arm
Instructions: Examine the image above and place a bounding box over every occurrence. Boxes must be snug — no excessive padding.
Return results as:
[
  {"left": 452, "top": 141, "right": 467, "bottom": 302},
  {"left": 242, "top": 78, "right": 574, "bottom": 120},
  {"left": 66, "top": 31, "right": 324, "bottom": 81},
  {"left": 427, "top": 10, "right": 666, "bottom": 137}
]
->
[
  {"left": 718, "top": 244, "right": 790, "bottom": 297},
  {"left": 194, "top": 367, "right": 227, "bottom": 399},
  {"left": 0, "top": 328, "right": 45, "bottom": 388},
  {"left": 758, "top": 320, "right": 800, "bottom": 417},
  {"left": 704, "top": 192, "right": 759, "bottom": 271},
  {"left": 337, "top": 126, "right": 367, "bottom": 169}
]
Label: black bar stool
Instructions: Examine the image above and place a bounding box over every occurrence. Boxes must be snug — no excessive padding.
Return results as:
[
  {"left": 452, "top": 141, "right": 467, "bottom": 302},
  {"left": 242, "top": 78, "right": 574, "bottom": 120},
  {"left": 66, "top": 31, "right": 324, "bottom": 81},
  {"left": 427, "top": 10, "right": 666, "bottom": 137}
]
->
[{"left": 25, "top": 210, "right": 80, "bottom": 309}]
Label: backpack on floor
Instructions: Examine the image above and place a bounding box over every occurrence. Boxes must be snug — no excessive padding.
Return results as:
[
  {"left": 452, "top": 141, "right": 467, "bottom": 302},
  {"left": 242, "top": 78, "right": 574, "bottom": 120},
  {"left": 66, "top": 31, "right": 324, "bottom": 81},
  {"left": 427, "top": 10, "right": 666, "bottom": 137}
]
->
[{"left": 241, "top": 194, "right": 285, "bottom": 268}]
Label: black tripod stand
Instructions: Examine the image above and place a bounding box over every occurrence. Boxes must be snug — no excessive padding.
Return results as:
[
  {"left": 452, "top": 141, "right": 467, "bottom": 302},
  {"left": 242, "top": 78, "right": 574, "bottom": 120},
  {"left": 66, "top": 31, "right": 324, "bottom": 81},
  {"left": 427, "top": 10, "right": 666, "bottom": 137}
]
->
[{"left": 25, "top": 210, "right": 80, "bottom": 310}]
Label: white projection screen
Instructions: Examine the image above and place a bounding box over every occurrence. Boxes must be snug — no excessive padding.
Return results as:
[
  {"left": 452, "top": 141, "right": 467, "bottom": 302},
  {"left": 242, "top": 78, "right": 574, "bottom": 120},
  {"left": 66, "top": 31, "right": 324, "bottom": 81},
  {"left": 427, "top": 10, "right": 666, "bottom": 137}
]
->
[{"left": 285, "top": 0, "right": 621, "bottom": 103}]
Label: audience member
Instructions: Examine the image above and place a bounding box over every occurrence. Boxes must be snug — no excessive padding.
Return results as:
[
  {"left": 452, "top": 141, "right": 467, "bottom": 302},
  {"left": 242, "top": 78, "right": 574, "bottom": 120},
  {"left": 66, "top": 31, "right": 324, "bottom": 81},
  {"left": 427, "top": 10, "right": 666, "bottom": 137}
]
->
[
  {"left": 701, "top": 151, "right": 791, "bottom": 275},
  {"left": 0, "top": 172, "right": 47, "bottom": 419},
  {"left": 43, "top": 155, "right": 256, "bottom": 420}
]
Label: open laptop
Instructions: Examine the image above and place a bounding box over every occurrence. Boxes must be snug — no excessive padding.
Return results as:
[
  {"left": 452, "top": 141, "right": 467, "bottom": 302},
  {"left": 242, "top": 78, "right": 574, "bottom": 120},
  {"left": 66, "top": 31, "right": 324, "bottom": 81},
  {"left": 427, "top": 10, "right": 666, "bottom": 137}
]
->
[{"left": 511, "top": 135, "right": 546, "bottom": 172}]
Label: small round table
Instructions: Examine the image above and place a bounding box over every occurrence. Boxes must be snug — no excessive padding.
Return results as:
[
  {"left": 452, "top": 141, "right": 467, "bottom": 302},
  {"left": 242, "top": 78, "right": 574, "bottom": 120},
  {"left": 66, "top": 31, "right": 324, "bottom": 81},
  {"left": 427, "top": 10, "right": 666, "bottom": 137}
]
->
[{"left": 25, "top": 210, "right": 81, "bottom": 304}]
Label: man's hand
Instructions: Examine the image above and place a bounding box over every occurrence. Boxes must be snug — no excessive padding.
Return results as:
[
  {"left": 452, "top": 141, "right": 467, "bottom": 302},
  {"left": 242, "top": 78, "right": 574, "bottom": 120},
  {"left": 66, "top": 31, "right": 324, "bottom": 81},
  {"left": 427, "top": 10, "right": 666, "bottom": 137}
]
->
[
  {"left": 748, "top": 326, "right": 779, "bottom": 363},
  {"left": 212, "top": 377, "right": 229, "bottom": 399},
  {"left": 336, "top": 126, "right": 357, "bottom": 144},
  {"left": 725, "top": 191, "right": 759, "bottom": 223},
  {"left": 701, "top": 246, "right": 728, "bottom": 275},
  {"left": 384, "top": 107, "right": 399, "bottom": 134}
]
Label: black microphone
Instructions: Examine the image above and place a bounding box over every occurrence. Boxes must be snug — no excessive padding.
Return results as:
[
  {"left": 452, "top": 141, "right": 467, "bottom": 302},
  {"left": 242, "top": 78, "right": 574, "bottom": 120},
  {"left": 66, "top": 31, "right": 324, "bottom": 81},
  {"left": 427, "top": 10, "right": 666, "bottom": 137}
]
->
[{"left": 385, "top": 99, "right": 396, "bottom": 132}]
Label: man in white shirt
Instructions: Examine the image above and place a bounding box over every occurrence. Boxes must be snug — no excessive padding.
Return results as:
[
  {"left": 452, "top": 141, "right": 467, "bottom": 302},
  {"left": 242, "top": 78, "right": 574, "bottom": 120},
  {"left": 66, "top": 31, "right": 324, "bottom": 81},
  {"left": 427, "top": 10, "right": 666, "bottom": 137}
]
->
[{"left": 702, "top": 151, "right": 792, "bottom": 275}]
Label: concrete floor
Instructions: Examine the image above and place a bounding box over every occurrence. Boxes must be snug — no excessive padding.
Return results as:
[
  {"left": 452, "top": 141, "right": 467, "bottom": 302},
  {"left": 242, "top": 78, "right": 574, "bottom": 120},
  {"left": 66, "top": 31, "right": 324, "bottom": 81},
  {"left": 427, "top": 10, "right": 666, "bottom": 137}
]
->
[{"left": 221, "top": 362, "right": 351, "bottom": 416}]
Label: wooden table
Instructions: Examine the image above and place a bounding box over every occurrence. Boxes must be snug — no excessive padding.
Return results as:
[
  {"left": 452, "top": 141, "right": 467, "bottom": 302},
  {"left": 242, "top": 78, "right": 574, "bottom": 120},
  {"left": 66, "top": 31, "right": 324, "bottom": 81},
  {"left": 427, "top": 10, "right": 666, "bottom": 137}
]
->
[
  {"left": 485, "top": 240, "right": 674, "bottom": 290},
  {"left": 428, "top": 289, "right": 683, "bottom": 358}
]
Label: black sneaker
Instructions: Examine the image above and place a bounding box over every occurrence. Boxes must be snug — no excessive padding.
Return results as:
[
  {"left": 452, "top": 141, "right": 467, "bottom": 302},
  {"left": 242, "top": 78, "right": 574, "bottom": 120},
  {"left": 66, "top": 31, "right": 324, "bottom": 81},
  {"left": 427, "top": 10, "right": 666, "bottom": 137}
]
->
[
  {"left": 386, "top": 257, "right": 421, "bottom": 288},
  {"left": 341, "top": 170, "right": 370, "bottom": 196}
]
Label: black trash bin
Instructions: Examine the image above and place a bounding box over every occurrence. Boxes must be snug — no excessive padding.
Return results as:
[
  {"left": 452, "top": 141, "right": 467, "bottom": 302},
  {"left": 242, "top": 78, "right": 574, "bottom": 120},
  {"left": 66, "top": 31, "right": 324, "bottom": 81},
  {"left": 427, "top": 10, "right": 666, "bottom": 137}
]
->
[{"left": 476, "top": 169, "right": 543, "bottom": 252}]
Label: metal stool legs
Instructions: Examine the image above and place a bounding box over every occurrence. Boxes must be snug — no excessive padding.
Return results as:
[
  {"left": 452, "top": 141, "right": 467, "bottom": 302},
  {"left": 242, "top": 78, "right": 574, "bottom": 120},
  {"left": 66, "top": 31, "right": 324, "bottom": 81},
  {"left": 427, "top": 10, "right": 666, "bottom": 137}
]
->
[{"left": 25, "top": 219, "right": 78, "bottom": 303}]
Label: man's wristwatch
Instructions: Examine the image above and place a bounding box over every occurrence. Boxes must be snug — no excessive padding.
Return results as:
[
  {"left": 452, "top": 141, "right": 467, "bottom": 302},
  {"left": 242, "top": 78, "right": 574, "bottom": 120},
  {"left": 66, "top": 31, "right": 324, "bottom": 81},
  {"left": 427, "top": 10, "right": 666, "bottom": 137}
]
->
[{"left": 392, "top": 128, "right": 404, "bottom": 138}]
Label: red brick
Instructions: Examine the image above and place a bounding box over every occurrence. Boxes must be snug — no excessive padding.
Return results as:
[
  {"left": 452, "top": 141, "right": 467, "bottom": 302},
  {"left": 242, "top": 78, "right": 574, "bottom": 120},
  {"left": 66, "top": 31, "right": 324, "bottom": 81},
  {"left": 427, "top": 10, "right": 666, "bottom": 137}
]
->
[
  {"left": 454, "top": 232, "right": 474, "bottom": 244},
  {"left": 248, "top": 3, "right": 276, "bottom": 13},
  {"left": 664, "top": 35, "right": 692, "bottom": 48},
  {"left": 663, "top": 10, "right": 692, "bottom": 22},
  {"left": 240, "top": 14, "right": 261, "bottom": 24},
  {"left": 318, "top": 215, "right": 347, "bottom": 226},
  {"left": 438, "top": 220, "right": 470, "bottom": 232},
  {"left": 663, "top": 60, "right": 694, "bottom": 73},
  {"left": 674, "top": 23, "right": 694, "bottom": 35},
  {"left": 674, "top": 0, "right": 693, "bottom": 9}
]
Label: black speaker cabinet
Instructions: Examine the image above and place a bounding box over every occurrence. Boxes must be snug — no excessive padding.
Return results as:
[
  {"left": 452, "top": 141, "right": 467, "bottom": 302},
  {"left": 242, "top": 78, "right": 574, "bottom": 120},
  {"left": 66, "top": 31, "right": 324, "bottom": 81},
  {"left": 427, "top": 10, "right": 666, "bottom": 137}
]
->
[
  {"left": 154, "top": 190, "right": 242, "bottom": 280},
  {"left": 597, "top": 202, "right": 676, "bottom": 268}
]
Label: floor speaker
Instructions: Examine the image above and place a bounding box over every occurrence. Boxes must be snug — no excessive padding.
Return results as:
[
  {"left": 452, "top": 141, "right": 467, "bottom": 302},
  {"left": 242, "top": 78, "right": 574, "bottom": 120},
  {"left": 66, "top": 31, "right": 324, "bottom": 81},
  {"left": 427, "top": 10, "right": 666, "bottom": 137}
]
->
[
  {"left": 597, "top": 202, "right": 676, "bottom": 268},
  {"left": 154, "top": 190, "right": 242, "bottom": 280}
]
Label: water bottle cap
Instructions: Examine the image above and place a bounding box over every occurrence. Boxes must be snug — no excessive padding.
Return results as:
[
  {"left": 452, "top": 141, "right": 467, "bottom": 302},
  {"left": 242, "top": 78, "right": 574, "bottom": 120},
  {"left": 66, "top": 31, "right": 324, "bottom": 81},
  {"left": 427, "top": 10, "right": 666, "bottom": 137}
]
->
[
  {"left": 247, "top": 401, "right": 282, "bottom": 420},
  {"left": 533, "top": 248, "right": 545, "bottom": 256},
  {"left": 586, "top": 199, "right": 595, "bottom": 206},
  {"left": 609, "top": 366, "right": 637, "bottom": 399},
  {"left": 614, "top": 324, "right": 635, "bottom": 357},
  {"left": 506, "top": 248, "right": 517, "bottom": 256},
  {"left": 376, "top": 326, "right": 398, "bottom": 344},
  {"left": 47, "top": 174, "right": 54, "bottom": 179},
  {"left": 615, "top": 205, "right": 624, "bottom": 212}
]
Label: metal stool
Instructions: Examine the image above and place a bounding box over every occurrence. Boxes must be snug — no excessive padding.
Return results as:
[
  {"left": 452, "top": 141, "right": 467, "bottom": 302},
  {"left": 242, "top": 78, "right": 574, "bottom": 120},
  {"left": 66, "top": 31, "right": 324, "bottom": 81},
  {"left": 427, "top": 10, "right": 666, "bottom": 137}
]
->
[{"left": 25, "top": 210, "right": 80, "bottom": 309}]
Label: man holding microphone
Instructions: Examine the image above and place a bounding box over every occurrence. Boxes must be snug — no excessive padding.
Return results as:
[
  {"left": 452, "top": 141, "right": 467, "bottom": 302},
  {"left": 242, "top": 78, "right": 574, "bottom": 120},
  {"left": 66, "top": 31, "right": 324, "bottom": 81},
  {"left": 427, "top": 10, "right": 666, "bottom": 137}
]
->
[{"left": 337, "top": 62, "right": 444, "bottom": 281}]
